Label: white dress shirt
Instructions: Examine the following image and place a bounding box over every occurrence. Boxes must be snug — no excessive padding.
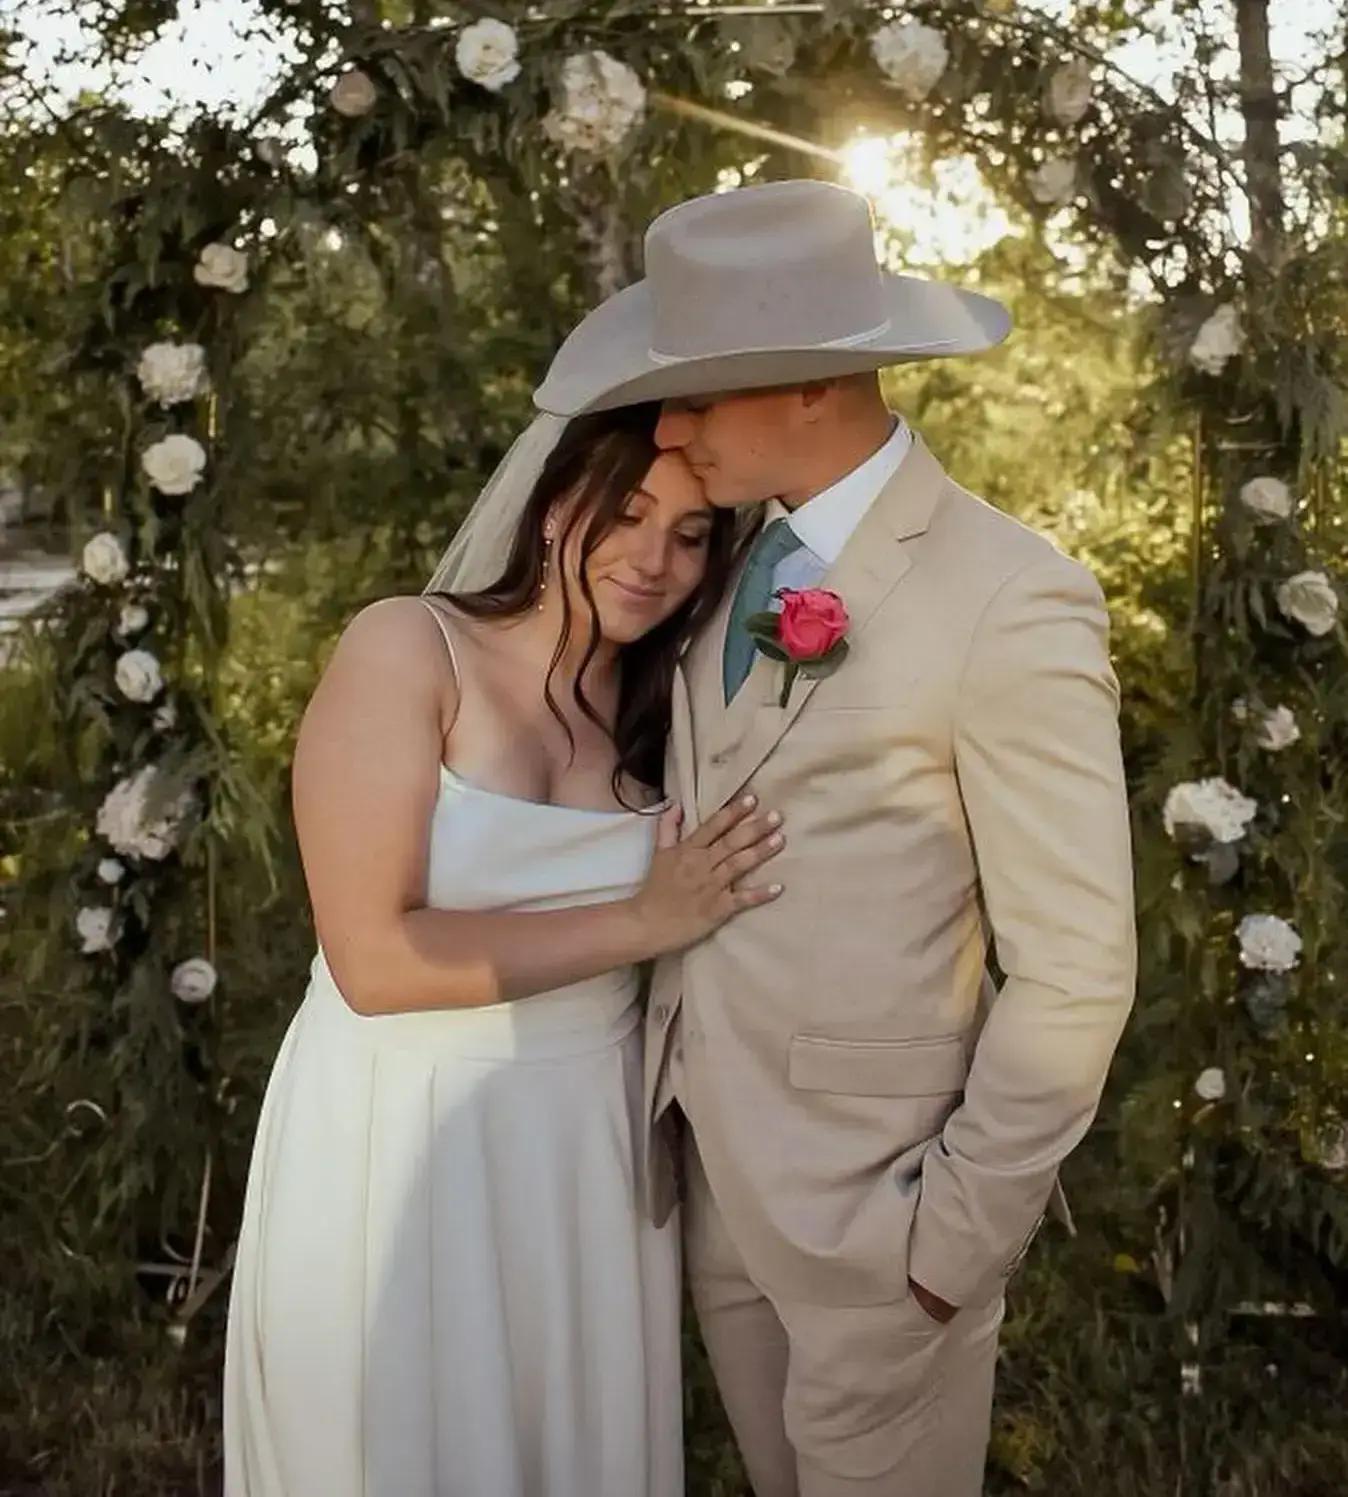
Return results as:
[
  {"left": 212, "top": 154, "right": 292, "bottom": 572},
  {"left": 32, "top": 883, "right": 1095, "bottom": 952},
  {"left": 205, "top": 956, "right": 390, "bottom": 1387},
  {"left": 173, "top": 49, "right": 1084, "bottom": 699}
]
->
[{"left": 768, "top": 417, "right": 912, "bottom": 596}]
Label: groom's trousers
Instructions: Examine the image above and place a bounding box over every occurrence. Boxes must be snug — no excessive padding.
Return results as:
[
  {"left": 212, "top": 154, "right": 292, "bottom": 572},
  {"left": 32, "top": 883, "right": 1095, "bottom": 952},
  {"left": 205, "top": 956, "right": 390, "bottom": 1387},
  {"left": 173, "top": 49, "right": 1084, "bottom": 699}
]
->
[{"left": 681, "top": 1117, "right": 1003, "bottom": 1497}]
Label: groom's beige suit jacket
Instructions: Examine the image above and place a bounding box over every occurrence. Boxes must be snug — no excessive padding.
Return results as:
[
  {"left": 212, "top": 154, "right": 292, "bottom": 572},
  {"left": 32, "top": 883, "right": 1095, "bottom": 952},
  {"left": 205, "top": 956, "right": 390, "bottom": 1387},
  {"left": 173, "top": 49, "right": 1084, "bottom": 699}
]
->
[{"left": 643, "top": 435, "right": 1136, "bottom": 1312}]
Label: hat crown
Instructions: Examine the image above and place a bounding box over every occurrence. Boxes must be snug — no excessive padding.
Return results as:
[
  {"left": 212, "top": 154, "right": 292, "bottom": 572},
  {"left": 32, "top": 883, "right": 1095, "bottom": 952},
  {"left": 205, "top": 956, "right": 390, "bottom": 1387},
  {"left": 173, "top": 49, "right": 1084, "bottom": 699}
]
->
[{"left": 644, "top": 181, "right": 888, "bottom": 362}]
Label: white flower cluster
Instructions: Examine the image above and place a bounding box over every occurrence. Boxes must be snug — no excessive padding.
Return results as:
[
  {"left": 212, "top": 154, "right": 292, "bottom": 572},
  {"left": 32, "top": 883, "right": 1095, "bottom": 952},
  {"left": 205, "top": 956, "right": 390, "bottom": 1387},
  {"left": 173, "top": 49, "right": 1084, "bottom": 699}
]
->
[
  {"left": 1045, "top": 59, "right": 1093, "bottom": 126},
  {"left": 1238, "top": 475, "right": 1293, "bottom": 523},
  {"left": 255, "top": 136, "right": 287, "bottom": 169},
  {"left": 194, "top": 243, "right": 249, "bottom": 294},
  {"left": 116, "top": 604, "right": 149, "bottom": 639},
  {"left": 142, "top": 434, "right": 207, "bottom": 496},
  {"left": 76, "top": 906, "right": 117, "bottom": 954},
  {"left": 82, "top": 531, "right": 130, "bottom": 586},
  {"left": 137, "top": 342, "right": 209, "bottom": 408},
  {"left": 171, "top": 957, "right": 218, "bottom": 1004},
  {"left": 330, "top": 69, "right": 378, "bottom": 118},
  {"left": 1188, "top": 303, "right": 1244, "bottom": 375},
  {"left": 96, "top": 765, "right": 194, "bottom": 862},
  {"left": 456, "top": 18, "right": 520, "bottom": 92},
  {"left": 543, "top": 52, "right": 646, "bottom": 155},
  {"left": 1029, "top": 157, "right": 1077, "bottom": 206},
  {"left": 1236, "top": 913, "right": 1303, "bottom": 974},
  {"left": 1194, "top": 1067, "right": 1227, "bottom": 1102},
  {"left": 1256, "top": 704, "right": 1300, "bottom": 751},
  {"left": 1276, "top": 570, "right": 1339, "bottom": 637},
  {"left": 1308, "top": 1118, "right": 1348, "bottom": 1173},
  {"left": 870, "top": 20, "right": 948, "bottom": 102},
  {"left": 1163, "top": 777, "right": 1257, "bottom": 845},
  {"left": 115, "top": 649, "right": 164, "bottom": 704}
]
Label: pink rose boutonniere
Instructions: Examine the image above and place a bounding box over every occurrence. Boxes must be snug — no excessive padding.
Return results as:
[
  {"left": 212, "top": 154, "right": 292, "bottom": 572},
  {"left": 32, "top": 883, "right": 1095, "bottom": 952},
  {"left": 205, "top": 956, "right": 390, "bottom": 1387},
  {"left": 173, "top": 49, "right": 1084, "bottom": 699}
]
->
[{"left": 746, "top": 588, "right": 851, "bottom": 708}]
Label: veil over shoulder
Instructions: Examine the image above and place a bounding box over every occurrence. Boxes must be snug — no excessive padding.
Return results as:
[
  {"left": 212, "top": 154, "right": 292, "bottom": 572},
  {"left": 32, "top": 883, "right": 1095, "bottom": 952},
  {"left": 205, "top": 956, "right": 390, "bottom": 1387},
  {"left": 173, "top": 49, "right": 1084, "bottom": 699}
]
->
[{"left": 424, "top": 414, "right": 570, "bottom": 596}]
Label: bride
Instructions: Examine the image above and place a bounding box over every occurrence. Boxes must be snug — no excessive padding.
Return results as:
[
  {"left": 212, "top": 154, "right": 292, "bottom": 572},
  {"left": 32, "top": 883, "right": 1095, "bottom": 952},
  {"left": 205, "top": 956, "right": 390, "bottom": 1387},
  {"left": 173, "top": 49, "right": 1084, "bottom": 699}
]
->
[{"left": 222, "top": 398, "right": 786, "bottom": 1497}]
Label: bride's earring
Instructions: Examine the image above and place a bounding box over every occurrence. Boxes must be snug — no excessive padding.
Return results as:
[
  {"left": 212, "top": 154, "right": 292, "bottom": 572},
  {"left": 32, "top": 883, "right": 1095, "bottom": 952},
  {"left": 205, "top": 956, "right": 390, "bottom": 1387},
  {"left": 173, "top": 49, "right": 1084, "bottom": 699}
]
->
[{"left": 538, "top": 526, "right": 554, "bottom": 611}]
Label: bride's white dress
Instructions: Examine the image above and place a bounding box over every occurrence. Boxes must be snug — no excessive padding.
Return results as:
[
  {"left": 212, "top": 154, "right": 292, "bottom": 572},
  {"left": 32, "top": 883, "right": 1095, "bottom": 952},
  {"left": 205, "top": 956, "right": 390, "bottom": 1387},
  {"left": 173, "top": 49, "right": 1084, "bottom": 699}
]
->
[{"left": 223, "top": 613, "right": 682, "bottom": 1496}]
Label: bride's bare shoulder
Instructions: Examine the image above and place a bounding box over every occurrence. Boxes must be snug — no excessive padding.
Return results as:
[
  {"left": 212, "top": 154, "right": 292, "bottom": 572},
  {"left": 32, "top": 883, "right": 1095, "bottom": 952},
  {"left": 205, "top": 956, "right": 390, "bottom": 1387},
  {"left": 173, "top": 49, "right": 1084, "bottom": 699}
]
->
[{"left": 314, "top": 595, "right": 468, "bottom": 698}]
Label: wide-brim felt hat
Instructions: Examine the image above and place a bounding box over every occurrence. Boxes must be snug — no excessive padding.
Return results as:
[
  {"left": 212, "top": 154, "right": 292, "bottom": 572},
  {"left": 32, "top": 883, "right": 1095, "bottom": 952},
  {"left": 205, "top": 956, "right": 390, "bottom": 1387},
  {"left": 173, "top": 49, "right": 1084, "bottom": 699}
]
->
[{"left": 533, "top": 179, "right": 1011, "bottom": 417}]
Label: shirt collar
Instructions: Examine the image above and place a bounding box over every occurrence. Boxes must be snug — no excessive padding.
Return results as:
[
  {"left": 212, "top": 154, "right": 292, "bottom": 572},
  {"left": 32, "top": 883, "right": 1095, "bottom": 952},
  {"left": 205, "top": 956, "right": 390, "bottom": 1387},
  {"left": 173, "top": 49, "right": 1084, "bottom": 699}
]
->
[{"left": 769, "top": 417, "right": 912, "bottom": 566}]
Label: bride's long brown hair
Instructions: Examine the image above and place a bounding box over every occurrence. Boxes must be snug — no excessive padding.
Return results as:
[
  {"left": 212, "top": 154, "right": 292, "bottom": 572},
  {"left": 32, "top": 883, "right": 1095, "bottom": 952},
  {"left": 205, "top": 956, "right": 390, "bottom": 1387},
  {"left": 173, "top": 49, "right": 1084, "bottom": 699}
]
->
[{"left": 432, "top": 403, "right": 737, "bottom": 801}]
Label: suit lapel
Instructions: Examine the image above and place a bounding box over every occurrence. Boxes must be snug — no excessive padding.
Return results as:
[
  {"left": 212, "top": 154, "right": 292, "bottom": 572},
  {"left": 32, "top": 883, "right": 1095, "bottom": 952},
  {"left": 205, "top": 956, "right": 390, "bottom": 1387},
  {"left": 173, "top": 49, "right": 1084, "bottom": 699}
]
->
[
  {"left": 667, "top": 661, "right": 698, "bottom": 817},
  {"left": 694, "top": 436, "right": 947, "bottom": 819}
]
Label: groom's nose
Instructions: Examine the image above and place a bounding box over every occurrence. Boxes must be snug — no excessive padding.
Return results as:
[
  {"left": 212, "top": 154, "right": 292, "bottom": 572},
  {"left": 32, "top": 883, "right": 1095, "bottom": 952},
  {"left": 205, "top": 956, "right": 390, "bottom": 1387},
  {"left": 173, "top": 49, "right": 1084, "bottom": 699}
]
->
[{"left": 655, "top": 406, "right": 696, "bottom": 450}]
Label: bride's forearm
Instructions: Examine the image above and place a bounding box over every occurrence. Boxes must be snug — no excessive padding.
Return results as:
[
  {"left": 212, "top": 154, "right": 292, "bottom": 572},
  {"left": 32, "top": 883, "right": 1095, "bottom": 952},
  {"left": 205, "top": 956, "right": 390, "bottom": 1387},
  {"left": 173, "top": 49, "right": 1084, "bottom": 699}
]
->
[{"left": 331, "top": 899, "right": 655, "bottom": 1016}]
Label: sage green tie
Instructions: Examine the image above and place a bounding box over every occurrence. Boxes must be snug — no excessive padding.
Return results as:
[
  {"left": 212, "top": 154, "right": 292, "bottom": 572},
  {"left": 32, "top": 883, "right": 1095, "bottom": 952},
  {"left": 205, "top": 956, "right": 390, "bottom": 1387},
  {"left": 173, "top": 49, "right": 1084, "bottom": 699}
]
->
[{"left": 722, "top": 518, "right": 804, "bottom": 702}]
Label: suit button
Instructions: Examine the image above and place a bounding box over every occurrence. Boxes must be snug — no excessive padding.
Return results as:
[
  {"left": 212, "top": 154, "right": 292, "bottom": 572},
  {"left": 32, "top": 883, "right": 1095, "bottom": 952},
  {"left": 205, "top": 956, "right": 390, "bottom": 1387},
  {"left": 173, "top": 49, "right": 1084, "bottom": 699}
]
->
[
  {"left": 653, "top": 1003, "right": 669, "bottom": 1023},
  {"left": 710, "top": 751, "right": 726, "bottom": 766}
]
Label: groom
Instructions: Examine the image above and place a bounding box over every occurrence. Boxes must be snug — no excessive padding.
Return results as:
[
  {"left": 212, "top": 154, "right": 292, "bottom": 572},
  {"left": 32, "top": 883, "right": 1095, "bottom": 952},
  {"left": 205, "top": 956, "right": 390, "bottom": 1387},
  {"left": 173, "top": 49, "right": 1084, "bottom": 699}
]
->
[{"left": 535, "top": 180, "right": 1136, "bottom": 1496}]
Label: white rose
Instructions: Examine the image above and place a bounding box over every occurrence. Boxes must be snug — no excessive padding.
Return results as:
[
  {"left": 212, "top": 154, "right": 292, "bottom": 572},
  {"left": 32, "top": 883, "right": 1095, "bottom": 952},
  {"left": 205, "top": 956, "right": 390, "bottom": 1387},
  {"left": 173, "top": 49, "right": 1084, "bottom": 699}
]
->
[
  {"left": 1236, "top": 913, "right": 1303, "bottom": 973},
  {"left": 170, "top": 957, "right": 218, "bottom": 1004},
  {"left": 96, "top": 765, "right": 195, "bottom": 861},
  {"left": 116, "top": 603, "right": 149, "bottom": 638},
  {"left": 330, "top": 68, "right": 378, "bottom": 118},
  {"left": 1309, "top": 1120, "right": 1348, "bottom": 1173},
  {"left": 1046, "top": 59, "right": 1093, "bottom": 126},
  {"left": 193, "top": 242, "right": 250, "bottom": 294},
  {"left": 1194, "top": 1067, "right": 1227, "bottom": 1102},
  {"left": 76, "top": 906, "right": 117, "bottom": 954},
  {"left": 543, "top": 51, "right": 646, "bottom": 155},
  {"left": 870, "top": 20, "right": 948, "bottom": 102},
  {"left": 255, "top": 135, "right": 286, "bottom": 169},
  {"left": 82, "top": 531, "right": 130, "bottom": 586},
  {"left": 456, "top": 18, "right": 521, "bottom": 92},
  {"left": 97, "top": 857, "right": 126, "bottom": 884},
  {"left": 1029, "top": 156, "right": 1078, "bottom": 206},
  {"left": 136, "top": 342, "right": 209, "bottom": 408},
  {"left": 114, "top": 649, "right": 163, "bottom": 704},
  {"left": 1162, "top": 777, "right": 1257, "bottom": 845},
  {"left": 153, "top": 700, "right": 178, "bottom": 733},
  {"left": 142, "top": 434, "right": 207, "bottom": 496},
  {"left": 1276, "top": 570, "right": 1339, "bottom": 637},
  {"left": 1188, "top": 303, "right": 1244, "bottom": 376},
  {"left": 1255, "top": 705, "right": 1300, "bottom": 752},
  {"left": 1238, "top": 475, "right": 1293, "bottom": 523}
]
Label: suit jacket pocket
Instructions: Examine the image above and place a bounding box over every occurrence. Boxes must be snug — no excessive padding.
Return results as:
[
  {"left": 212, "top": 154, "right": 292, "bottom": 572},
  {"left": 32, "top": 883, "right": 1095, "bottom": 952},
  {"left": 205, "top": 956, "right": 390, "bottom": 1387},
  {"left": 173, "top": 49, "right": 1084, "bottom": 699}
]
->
[{"left": 788, "top": 1033, "right": 967, "bottom": 1097}]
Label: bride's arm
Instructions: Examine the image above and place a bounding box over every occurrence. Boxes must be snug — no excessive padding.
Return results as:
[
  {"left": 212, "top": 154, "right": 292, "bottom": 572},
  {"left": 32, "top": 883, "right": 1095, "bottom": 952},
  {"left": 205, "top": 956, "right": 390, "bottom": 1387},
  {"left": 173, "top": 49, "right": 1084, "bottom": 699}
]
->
[{"left": 292, "top": 598, "right": 781, "bottom": 1017}]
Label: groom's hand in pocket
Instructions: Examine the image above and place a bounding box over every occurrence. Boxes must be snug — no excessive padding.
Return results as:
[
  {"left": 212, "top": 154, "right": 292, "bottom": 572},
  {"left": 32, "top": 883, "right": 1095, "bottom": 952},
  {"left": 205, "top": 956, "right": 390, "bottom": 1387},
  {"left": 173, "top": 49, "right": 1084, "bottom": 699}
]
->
[{"left": 908, "top": 1275, "right": 958, "bottom": 1324}]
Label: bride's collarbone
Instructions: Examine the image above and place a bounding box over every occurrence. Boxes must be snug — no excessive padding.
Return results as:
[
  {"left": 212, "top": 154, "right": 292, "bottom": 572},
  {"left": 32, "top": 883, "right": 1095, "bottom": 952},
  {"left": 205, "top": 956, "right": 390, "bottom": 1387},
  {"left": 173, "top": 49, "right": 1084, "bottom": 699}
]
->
[
  {"left": 438, "top": 623, "right": 645, "bottom": 811},
  {"left": 442, "top": 698, "right": 639, "bottom": 813}
]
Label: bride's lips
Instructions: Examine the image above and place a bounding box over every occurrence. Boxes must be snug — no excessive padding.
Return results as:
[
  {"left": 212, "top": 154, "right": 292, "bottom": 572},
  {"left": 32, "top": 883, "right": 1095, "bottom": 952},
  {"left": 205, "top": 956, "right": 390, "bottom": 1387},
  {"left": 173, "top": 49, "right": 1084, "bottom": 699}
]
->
[{"left": 606, "top": 578, "right": 664, "bottom": 604}]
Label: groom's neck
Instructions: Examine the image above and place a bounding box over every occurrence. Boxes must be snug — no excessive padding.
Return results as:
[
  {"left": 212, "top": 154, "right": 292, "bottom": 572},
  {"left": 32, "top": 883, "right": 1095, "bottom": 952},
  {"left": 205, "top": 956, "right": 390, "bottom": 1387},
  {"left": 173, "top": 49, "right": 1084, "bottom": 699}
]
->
[{"left": 777, "top": 401, "right": 898, "bottom": 511}]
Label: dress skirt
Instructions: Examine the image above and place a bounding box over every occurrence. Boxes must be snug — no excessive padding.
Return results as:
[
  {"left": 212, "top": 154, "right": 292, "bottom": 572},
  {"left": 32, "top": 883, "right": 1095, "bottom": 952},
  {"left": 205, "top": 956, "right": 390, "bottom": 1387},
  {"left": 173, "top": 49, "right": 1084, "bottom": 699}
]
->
[{"left": 223, "top": 953, "right": 683, "bottom": 1497}]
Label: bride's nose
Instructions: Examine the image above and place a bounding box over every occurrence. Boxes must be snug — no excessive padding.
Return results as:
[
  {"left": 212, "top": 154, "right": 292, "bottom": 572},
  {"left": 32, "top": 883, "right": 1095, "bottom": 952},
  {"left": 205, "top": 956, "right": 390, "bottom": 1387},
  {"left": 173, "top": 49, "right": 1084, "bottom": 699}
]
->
[{"left": 627, "top": 524, "right": 672, "bottom": 578}]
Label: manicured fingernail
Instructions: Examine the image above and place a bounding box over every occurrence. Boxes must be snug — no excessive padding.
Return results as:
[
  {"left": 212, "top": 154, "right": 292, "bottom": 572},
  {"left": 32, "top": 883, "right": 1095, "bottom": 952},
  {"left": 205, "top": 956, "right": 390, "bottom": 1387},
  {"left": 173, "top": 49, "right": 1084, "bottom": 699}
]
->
[
  {"left": 742, "top": 794, "right": 757, "bottom": 808},
  {"left": 766, "top": 811, "right": 782, "bottom": 827},
  {"left": 769, "top": 833, "right": 784, "bottom": 849},
  {"left": 769, "top": 883, "right": 784, "bottom": 895}
]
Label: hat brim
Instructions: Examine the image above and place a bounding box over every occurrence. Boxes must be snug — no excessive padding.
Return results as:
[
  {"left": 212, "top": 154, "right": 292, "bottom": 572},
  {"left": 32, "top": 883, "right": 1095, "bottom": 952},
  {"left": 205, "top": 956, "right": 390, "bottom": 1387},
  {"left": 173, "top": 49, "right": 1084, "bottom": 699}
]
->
[{"left": 533, "top": 271, "right": 1011, "bottom": 417}]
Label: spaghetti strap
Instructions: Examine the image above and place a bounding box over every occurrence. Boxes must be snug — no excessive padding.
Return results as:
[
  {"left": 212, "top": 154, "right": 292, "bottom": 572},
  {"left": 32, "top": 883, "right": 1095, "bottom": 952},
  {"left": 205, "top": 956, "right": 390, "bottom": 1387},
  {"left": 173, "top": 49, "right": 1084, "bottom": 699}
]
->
[{"left": 417, "top": 597, "right": 462, "bottom": 689}]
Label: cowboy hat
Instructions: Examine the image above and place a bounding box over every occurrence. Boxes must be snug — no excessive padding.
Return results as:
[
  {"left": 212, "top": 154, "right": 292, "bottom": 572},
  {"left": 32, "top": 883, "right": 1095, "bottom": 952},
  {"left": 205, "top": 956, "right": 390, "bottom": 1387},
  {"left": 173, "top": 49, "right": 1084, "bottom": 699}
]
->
[{"left": 533, "top": 178, "right": 1010, "bottom": 417}]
